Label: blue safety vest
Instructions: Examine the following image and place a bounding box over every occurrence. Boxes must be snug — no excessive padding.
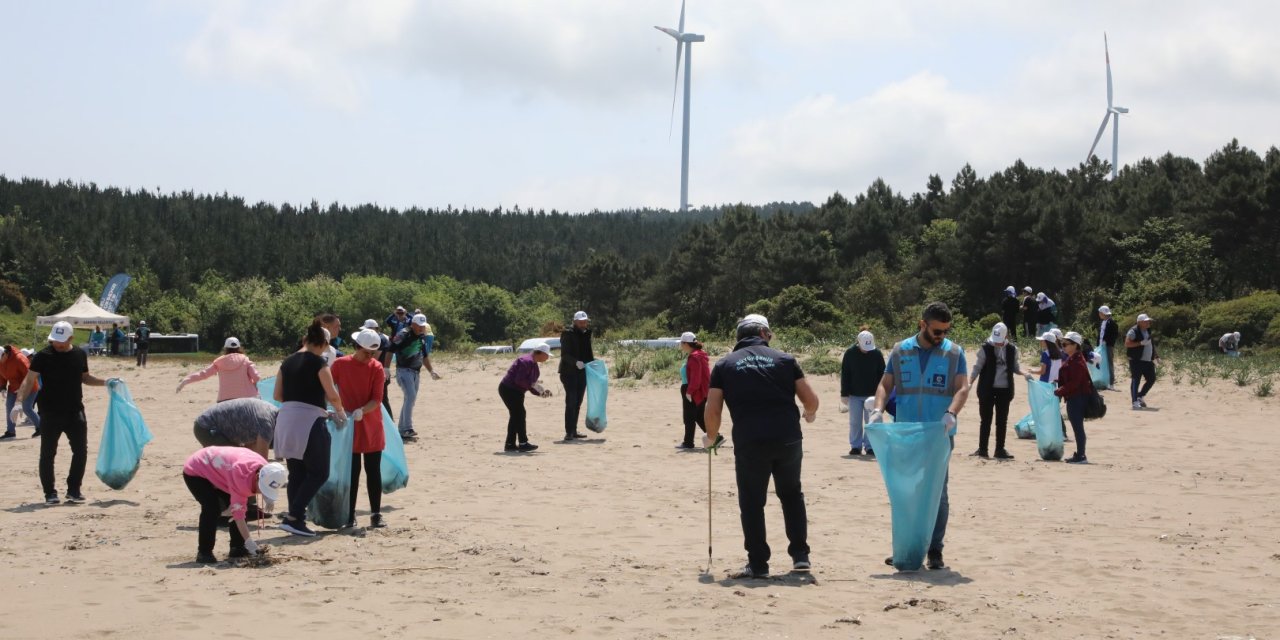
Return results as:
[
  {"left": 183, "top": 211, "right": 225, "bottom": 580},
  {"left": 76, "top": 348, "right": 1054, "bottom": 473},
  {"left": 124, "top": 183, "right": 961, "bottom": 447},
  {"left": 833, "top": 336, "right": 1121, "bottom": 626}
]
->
[{"left": 888, "top": 335, "right": 963, "bottom": 423}]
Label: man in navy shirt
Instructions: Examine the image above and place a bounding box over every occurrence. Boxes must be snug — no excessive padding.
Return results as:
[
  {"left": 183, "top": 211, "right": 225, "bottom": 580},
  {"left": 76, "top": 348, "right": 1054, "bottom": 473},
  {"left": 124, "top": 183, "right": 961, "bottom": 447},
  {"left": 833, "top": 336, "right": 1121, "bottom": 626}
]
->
[{"left": 705, "top": 314, "right": 820, "bottom": 579}]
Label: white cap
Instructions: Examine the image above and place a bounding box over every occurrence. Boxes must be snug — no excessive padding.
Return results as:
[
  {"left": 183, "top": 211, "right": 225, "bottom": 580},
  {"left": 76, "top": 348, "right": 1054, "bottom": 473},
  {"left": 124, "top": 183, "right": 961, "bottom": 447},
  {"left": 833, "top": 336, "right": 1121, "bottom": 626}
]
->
[
  {"left": 223, "top": 337, "right": 241, "bottom": 349},
  {"left": 679, "top": 331, "right": 698, "bottom": 343},
  {"left": 857, "top": 331, "right": 876, "bottom": 351},
  {"left": 1137, "top": 313, "right": 1152, "bottom": 322},
  {"left": 1050, "top": 328, "right": 1063, "bottom": 340},
  {"left": 1039, "top": 332, "right": 1057, "bottom": 342},
  {"left": 1023, "top": 286, "right": 1033, "bottom": 293},
  {"left": 1064, "top": 331, "right": 1085, "bottom": 345},
  {"left": 20, "top": 348, "right": 34, "bottom": 357},
  {"left": 737, "top": 313, "right": 770, "bottom": 330},
  {"left": 48, "top": 321, "right": 74, "bottom": 343},
  {"left": 573, "top": 310, "right": 589, "bottom": 322},
  {"left": 139, "top": 320, "right": 146, "bottom": 325},
  {"left": 351, "top": 328, "right": 382, "bottom": 351},
  {"left": 1233, "top": 331, "right": 1241, "bottom": 339},
  {"left": 1005, "top": 286, "right": 1015, "bottom": 295},
  {"left": 533, "top": 343, "right": 552, "bottom": 355},
  {"left": 257, "top": 462, "right": 287, "bottom": 501},
  {"left": 322, "top": 328, "right": 331, "bottom": 341},
  {"left": 1036, "top": 292, "right": 1046, "bottom": 301},
  {"left": 363, "top": 318, "right": 378, "bottom": 330},
  {"left": 989, "top": 322, "right": 1008, "bottom": 345},
  {"left": 1097, "top": 305, "right": 1112, "bottom": 315},
  {"left": 395, "top": 306, "right": 406, "bottom": 312},
  {"left": 412, "top": 313, "right": 428, "bottom": 327}
]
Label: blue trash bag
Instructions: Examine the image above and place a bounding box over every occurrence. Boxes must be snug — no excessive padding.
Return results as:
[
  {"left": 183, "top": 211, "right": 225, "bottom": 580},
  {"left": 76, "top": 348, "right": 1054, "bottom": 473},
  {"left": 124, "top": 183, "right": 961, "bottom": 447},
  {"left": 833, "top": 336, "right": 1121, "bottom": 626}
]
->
[
  {"left": 1027, "top": 379, "right": 1065, "bottom": 461},
  {"left": 95, "top": 381, "right": 155, "bottom": 490},
  {"left": 380, "top": 405, "right": 409, "bottom": 494},
  {"left": 307, "top": 416, "right": 355, "bottom": 529},
  {"left": 257, "top": 376, "right": 281, "bottom": 408},
  {"left": 1090, "top": 345, "right": 1111, "bottom": 390},
  {"left": 585, "top": 360, "right": 609, "bottom": 433},
  {"left": 1014, "top": 414, "right": 1036, "bottom": 440},
  {"left": 865, "top": 421, "right": 955, "bottom": 571}
]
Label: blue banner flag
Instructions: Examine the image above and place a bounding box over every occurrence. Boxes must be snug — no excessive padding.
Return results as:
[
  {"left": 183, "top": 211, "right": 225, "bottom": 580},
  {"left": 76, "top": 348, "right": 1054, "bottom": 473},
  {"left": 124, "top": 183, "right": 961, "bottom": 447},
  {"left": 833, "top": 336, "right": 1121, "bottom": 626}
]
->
[{"left": 99, "top": 273, "right": 132, "bottom": 313}]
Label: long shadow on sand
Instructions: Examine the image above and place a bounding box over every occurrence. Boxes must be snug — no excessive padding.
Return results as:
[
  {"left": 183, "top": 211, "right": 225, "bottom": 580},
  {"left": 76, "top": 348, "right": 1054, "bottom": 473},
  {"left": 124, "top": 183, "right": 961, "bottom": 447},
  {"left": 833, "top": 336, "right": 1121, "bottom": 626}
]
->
[
  {"left": 698, "top": 571, "right": 817, "bottom": 589},
  {"left": 870, "top": 568, "right": 973, "bottom": 586}
]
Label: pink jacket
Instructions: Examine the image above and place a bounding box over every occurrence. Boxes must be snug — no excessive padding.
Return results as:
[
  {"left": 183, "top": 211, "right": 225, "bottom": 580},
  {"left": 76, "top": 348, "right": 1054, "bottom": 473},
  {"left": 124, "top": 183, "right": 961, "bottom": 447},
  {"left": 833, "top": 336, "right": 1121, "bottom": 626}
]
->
[{"left": 182, "top": 353, "right": 261, "bottom": 402}]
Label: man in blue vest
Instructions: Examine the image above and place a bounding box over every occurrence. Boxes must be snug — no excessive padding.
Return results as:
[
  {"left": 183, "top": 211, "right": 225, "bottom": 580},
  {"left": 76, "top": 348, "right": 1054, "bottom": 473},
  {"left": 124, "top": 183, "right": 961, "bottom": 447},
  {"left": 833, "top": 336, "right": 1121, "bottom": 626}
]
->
[{"left": 870, "top": 301, "right": 969, "bottom": 570}]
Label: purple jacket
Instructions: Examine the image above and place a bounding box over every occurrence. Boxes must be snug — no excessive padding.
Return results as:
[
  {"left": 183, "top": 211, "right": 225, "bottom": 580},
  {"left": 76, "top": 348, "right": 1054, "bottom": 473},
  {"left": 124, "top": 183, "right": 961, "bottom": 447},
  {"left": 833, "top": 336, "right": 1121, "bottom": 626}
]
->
[{"left": 501, "top": 354, "right": 542, "bottom": 395}]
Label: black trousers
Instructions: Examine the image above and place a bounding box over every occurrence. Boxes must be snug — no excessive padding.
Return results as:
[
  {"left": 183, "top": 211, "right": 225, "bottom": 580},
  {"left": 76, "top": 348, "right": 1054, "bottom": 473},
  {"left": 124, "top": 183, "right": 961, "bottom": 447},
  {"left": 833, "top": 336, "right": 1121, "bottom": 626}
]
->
[
  {"left": 680, "top": 384, "right": 706, "bottom": 446},
  {"left": 499, "top": 383, "right": 529, "bottom": 445},
  {"left": 382, "top": 376, "right": 393, "bottom": 419},
  {"left": 1065, "top": 394, "right": 1087, "bottom": 457},
  {"left": 184, "top": 474, "right": 244, "bottom": 555},
  {"left": 1103, "top": 343, "right": 1116, "bottom": 386},
  {"left": 349, "top": 451, "right": 383, "bottom": 521},
  {"left": 38, "top": 410, "right": 88, "bottom": 496},
  {"left": 285, "top": 418, "right": 331, "bottom": 521},
  {"left": 734, "top": 439, "right": 810, "bottom": 574},
  {"left": 1023, "top": 317, "right": 1036, "bottom": 341},
  {"left": 560, "top": 371, "right": 586, "bottom": 435},
  {"left": 1002, "top": 316, "right": 1019, "bottom": 340},
  {"left": 1130, "top": 359, "right": 1156, "bottom": 402},
  {"left": 977, "top": 387, "right": 1014, "bottom": 453},
  {"left": 135, "top": 345, "right": 149, "bottom": 367}
]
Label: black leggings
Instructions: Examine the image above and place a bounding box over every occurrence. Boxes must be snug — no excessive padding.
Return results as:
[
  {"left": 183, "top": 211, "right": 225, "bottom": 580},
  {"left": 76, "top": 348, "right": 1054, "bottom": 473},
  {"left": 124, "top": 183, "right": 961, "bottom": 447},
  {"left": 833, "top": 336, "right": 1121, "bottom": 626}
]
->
[
  {"left": 285, "top": 418, "right": 331, "bottom": 521},
  {"left": 184, "top": 474, "right": 244, "bottom": 554},
  {"left": 382, "top": 377, "right": 393, "bottom": 419},
  {"left": 680, "top": 384, "right": 706, "bottom": 446},
  {"left": 350, "top": 451, "right": 383, "bottom": 521},
  {"left": 1065, "top": 394, "right": 1087, "bottom": 457},
  {"left": 499, "top": 383, "right": 528, "bottom": 445}
]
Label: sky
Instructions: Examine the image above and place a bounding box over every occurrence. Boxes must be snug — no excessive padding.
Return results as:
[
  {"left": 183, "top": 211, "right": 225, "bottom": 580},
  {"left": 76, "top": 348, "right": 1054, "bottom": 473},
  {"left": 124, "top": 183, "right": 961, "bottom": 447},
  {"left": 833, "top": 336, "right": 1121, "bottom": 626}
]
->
[{"left": 2, "top": 1, "right": 1278, "bottom": 213}]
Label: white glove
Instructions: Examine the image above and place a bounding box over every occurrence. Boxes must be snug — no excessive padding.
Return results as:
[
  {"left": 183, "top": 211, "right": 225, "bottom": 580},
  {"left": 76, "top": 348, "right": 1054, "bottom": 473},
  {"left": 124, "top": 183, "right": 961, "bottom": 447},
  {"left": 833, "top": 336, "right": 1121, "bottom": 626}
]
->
[
  {"left": 351, "top": 408, "right": 364, "bottom": 422},
  {"left": 532, "top": 383, "right": 546, "bottom": 395},
  {"left": 106, "top": 378, "right": 122, "bottom": 390},
  {"left": 576, "top": 360, "right": 585, "bottom": 370},
  {"left": 262, "top": 499, "right": 275, "bottom": 515},
  {"left": 331, "top": 409, "right": 348, "bottom": 425},
  {"left": 868, "top": 410, "right": 884, "bottom": 424},
  {"left": 9, "top": 407, "right": 22, "bottom": 425},
  {"left": 685, "top": 393, "right": 693, "bottom": 403},
  {"left": 838, "top": 397, "right": 849, "bottom": 414},
  {"left": 864, "top": 397, "right": 876, "bottom": 413},
  {"left": 384, "top": 369, "right": 391, "bottom": 383},
  {"left": 244, "top": 538, "right": 260, "bottom": 555},
  {"left": 429, "top": 371, "right": 441, "bottom": 381},
  {"left": 1141, "top": 338, "right": 1151, "bottom": 346},
  {"left": 943, "top": 412, "right": 958, "bottom": 431}
]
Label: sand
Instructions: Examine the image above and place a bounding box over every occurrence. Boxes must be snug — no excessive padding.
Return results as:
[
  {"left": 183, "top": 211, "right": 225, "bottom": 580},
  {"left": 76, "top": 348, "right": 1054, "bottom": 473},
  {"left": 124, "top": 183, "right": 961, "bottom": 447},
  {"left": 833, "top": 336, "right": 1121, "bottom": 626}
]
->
[{"left": 1, "top": 350, "right": 1277, "bottom": 639}]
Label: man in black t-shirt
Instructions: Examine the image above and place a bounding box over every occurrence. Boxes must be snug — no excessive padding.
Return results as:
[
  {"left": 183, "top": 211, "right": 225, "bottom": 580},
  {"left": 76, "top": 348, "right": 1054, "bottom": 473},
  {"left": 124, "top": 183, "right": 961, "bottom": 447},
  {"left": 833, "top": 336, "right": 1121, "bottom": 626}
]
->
[
  {"left": 12, "top": 322, "right": 119, "bottom": 505},
  {"left": 705, "top": 314, "right": 820, "bottom": 579},
  {"left": 134, "top": 321, "right": 151, "bottom": 367}
]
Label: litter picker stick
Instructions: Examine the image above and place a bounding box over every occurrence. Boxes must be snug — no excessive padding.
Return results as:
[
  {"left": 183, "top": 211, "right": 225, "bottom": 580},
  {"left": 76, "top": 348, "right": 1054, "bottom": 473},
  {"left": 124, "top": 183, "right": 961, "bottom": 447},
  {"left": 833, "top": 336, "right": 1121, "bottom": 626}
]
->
[{"left": 707, "top": 442, "right": 713, "bottom": 573}]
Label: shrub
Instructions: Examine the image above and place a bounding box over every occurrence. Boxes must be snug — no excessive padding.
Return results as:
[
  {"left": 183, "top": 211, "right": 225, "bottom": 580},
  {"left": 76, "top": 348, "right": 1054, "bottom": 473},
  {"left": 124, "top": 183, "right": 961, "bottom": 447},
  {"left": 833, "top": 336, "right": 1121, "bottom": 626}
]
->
[
  {"left": 1258, "top": 378, "right": 1274, "bottom": 398},
  {"left": 1197, "top": 291, "right": 1280, "bottom": 348},
  {"left": 804, "top": 352, "right": 841, "bottom": 376},
  {"left": 1263, "top": 314, "right": 1280, "bottom": 349},
  {"left": 0, "top": 279, "right": 25, "bottom": 313}
]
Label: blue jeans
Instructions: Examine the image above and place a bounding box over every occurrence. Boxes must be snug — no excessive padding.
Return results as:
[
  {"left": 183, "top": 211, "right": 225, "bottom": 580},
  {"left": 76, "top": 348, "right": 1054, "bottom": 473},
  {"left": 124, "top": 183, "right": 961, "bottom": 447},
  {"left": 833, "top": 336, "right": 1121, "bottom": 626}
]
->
[
  {"left": 396, "top": 368, "right": 420, "bottom": 433},
  {"left": 5, "top": 390, "right": 40, "bottom": 434},
  {"left": 847, "top": 395, "right": 870, "bottom": 448},
  {"left": 734, "top": 439, "right": 810, "bottom": 574},
  {"left": 930, "top": 436, "right": 954, "bottom": 555}
]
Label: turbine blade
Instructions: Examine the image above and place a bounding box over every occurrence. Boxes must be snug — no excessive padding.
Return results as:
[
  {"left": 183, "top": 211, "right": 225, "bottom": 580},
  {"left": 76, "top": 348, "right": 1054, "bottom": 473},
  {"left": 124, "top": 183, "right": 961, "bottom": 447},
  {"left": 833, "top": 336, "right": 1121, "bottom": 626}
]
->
[
  {"left": 669, "top": 42, "right": 683, "bottom": 139},
  {"left": 1087, "top": 111, "right": 1112, "bottom": 161},
  {"left": 1105, "top": 33, "right": 1113, "bottom": 108},
  {"left": 678, "top": 0, "right": 686, "bottom": 34},
  {"left": 654, "top": 26, "right": 681, "bottom": 40}
]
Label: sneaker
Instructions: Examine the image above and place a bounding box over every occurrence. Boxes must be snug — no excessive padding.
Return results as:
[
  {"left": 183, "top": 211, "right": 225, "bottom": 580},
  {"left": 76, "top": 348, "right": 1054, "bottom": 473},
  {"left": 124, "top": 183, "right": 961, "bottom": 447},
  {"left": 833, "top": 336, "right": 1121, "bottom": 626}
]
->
[
  {"left": 518, "top": 442, "right": 538, "bottom": 452},
  {"left": 994, "top": 449, "right": 1015, "bottom": 460},
  {"left": 44, "top": 493, "right": 60, "bottom": 505},
  {"left": 31, "top": 429, "right": 40, "bottom": 438},
  {"left": 849, "top": 447, "right": 859, "bottom": 456},
  {"left": 400, "top": 430, "right": 419, "bottom": 440},
  {"left": 679, "top": 442, "right": 696, "bottom": 449},
  {"left": 65, "top": 492, "right": 86, "bottom": 504},
  {"left": 279, "top": 518, "right": 317, "bottom": 537},
  {"left": 571, "top": 431, "right": 589, "bottom": 439},
  {"left": 1132, "top": 401, "right": 1143, "bottom": 410},
  {"left": 195, "top": 552, "right": 218, "bottom": 564},
  {"left": 370, "top": 513, "right": 386, "bottom": 528},
  {"left": 730, "top": 564, "right": 767, "bottom": 579},
  {"left": 342, "top": 519, "right": 357, "bottom": 529},
  {"left": 1065, "top": 454, "right": 1089, "bottom": 464},
  {"left": 504, "top": 443, "right": 519, "bottom": 452},
  {"left": 970, "top": 449, "right": 989, "bottom": 459},
  {"left": 1137, "top": 397, "right": 1148, "bottom": 408},
  {"left": 0, "top": 432, "right": 15, "bottom": 440},
  {"left": 926, "top": 551, "right": 947, "bottom": 571},
  {"left": 864, "top": 448, "right": 874, "bottom": 458},
  {"left": 792, "top": 559, "right": 811, "bottom": 573},
  {"left": 228, "top": 546, "right": 252, "bottom": 559}
]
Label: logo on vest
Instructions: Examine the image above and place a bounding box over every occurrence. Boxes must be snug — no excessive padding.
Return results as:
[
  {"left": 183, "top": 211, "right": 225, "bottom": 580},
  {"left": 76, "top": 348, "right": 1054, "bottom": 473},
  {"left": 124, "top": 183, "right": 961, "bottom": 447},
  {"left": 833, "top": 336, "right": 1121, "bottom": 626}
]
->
[{"left": 930, "top": 373, "right": 948, "bottom": 388}]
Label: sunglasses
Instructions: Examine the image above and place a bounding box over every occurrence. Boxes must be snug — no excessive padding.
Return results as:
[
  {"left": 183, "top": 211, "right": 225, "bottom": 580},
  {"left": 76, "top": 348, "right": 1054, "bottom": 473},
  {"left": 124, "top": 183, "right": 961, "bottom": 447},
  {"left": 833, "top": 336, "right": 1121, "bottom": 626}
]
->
[{"left": 927, "top": 327, "right": 951, "bottom": 338}]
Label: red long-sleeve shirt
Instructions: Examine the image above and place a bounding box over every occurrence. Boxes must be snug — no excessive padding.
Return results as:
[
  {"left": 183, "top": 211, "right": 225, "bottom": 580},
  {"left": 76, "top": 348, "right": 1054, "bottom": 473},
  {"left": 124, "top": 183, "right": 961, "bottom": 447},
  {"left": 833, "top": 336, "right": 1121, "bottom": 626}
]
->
[
  {"left": 686, "top": 349, "right": 710, "bottom": 405},
  {"left": 1054, "top": 352, "right": 1092, "bottom": 399}
]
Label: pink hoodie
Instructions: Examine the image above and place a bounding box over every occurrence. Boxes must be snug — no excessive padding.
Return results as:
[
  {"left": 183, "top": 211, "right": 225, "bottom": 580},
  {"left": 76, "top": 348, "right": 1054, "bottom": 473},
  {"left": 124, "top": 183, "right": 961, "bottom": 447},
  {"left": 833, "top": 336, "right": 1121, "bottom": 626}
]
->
[{"left": 182, "top": 353, "right": 261, "bottom": 402}]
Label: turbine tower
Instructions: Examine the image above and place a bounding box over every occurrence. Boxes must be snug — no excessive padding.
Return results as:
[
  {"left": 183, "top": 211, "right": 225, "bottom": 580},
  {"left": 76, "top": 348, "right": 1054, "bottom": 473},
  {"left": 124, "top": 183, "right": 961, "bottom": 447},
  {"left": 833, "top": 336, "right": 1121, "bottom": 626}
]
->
[
  {"left": 1086, "top": 33, "right": 1129, "bottom": 179},
  {"left": 655, "top": 0, "right": 704, "bottom": 211}
]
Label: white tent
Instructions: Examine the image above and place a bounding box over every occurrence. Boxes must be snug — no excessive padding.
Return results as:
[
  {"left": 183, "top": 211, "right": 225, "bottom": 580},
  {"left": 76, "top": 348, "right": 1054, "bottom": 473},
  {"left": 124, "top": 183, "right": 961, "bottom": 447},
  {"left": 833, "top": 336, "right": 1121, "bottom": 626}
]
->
[{"left": 36, "top": 293, "right": 130, "bottom": 328}]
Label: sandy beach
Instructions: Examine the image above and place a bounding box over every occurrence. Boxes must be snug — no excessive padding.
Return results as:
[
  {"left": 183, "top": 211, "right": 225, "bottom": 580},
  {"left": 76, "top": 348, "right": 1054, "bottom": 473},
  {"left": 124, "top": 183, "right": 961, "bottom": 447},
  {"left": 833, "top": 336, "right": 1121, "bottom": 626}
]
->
[{"left": 1, "top": 350, "right": 1277, "bottom": 639}]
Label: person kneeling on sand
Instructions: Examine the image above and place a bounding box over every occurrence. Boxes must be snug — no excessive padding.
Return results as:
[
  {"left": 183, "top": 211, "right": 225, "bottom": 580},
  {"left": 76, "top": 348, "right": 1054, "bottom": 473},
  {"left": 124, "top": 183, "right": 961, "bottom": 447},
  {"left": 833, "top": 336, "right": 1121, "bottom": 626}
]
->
[
  {"left": 499, "top": 343, "right": 554, "bottom": 452},
  {"left": 183, "top": 446, "right": 285, "bottom": 564}
]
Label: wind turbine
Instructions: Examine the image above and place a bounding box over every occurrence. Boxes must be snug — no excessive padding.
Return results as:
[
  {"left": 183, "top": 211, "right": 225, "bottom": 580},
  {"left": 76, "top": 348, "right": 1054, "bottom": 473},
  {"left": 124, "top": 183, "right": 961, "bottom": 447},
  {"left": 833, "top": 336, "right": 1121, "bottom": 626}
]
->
[
  {"left": 1086, "top": 33, "right": 1130, "bottom": 179},
  {"left": 655, "top": 0, "right": 704, "bottom": 212}
]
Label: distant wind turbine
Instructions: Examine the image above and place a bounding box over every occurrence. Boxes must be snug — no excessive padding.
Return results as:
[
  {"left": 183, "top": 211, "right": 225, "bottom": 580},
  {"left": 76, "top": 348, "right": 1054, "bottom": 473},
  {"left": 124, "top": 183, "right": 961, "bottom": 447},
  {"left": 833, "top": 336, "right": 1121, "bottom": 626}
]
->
[
  {"left": 1086, "top": 33, "right": 1130, "bottom": 180},
  {"left": 655, "top": 0, "right": 704, "bottom": 212}
]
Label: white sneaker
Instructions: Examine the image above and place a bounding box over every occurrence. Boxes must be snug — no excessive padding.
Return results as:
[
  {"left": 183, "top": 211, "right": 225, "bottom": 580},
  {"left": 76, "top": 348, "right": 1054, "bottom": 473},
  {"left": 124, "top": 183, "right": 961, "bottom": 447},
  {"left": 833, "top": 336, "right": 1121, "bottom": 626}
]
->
[
  {"left": 1132, "top": 401, "right": 1142, "bottom": 410},
  {"left": 792, "top": 559, "right": 811, "bottom": 573},
  {"left": 1137, "top": 397, "right": 1148, "bottom": 408},
  {"left": 730, "top": 564, "right": 767, "bottom": 579}
]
